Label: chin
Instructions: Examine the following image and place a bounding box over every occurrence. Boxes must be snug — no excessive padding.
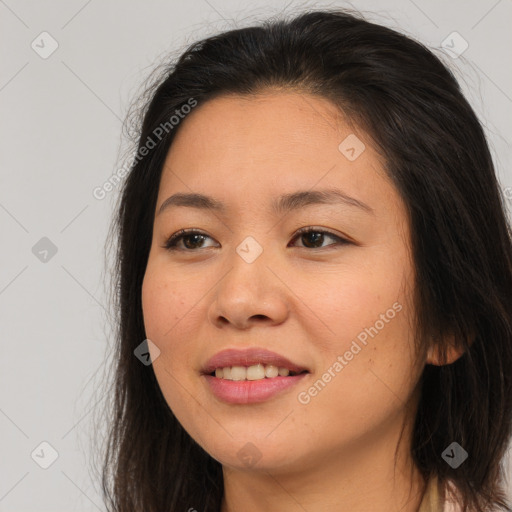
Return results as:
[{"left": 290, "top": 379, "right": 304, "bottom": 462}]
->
[{"left": 201, "top": 436, "right": 304, "bottom": 472}]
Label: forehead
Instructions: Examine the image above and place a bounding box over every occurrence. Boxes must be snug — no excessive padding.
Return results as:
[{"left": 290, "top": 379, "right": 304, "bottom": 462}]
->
[
  {"left": 157, "top": 91, "right": 395, "bottom": 215},
  {"left": 168, "top": 91, "right": 352, "bottom": 161}
]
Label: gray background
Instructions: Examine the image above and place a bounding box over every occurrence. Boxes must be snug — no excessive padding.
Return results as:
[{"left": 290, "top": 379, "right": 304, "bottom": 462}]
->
[{"left": 1, "top": 0, "right": 511, "bottom": 510}]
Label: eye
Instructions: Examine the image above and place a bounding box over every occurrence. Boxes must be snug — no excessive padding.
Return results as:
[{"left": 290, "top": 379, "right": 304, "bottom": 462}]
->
[
  {"left": 162, "top": 229, "right": 217, "bottom": 251},
  {"left": 162, "top": 227, "right": 352, "bottom": 252},
  {"left": 288, "top": 227, "right": 351, "bottom": 249}
]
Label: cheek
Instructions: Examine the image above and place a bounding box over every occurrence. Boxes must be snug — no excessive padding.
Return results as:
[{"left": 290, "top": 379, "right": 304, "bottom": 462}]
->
[
  {"left": 141, "top": 264, "right": 193, "bottom": 342},
  {"left": 141, "top": 265, "right": 206, "bottom": 429},
  {"left": 294, "top": 257, "right": 409, "bottom": 350},
  {"left": 140, "top": 265, "right": 201, "bottom": 392},
  {"left": 141, "top": 259, "right": 215, "bottom": 387},
  {"left": 293, "top": 302, "right": 417, "bottom": 454},
  {"left": 294, "top": 256, "right": 417, "bottom": 403}
]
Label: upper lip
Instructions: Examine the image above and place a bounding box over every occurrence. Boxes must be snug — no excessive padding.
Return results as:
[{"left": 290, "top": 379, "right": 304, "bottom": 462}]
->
[{"left": 201, "top": 348, "right": 309, "bottom": 375}]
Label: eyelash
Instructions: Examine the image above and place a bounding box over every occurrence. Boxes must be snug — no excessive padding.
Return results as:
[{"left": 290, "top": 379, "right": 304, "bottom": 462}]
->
[{"left": 162, "top": 227, "right": 351, "bottom": 252}]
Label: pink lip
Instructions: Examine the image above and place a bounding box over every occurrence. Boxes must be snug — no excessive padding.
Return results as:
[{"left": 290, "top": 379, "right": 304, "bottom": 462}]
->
[
  {"left": 201, "top": 347, "right": 309, "bottom": 375},
  {"left": 201, "top": 347, "right": 310, "bottom": 405},
  {"left": 203, "top": 373, "right": 308, "bottom": 404}
]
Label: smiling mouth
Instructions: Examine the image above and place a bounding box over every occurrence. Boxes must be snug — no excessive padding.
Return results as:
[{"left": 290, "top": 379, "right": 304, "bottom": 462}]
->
[{"left": 203, "top": 366, "right": 310, "bottom": 404}]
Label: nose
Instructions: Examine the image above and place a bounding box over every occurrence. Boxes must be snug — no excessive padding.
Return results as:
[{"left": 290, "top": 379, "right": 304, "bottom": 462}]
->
[{"left": 207, "top": 251, "right": 289, "bottom": 330}]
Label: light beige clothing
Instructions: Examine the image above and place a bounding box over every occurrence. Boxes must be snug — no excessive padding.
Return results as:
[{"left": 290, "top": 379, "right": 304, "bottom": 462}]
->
[{"left": 417, "top": 474, "right": 461, "bottom": 512}]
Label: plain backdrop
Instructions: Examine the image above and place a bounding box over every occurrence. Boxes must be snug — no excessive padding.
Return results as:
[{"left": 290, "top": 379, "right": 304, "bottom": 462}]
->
[{"left": 1, "top": 0, "right": 511, "bottom": 510}]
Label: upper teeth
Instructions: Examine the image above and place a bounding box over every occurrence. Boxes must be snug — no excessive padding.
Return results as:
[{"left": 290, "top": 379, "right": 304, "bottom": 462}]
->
[{"left": 214, "top": 364, "right": 294, "bottom": 380}]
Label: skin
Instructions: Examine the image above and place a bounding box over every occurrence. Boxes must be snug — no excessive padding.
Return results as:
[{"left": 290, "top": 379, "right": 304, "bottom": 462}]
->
[{"left": 141, "top": 91, "right": 463, "bottom": 512}]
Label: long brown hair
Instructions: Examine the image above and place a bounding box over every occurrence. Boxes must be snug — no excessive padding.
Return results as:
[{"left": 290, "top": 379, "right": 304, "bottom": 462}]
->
[{"left": 98, "top": 8, "right": 512, "bottom": 512}]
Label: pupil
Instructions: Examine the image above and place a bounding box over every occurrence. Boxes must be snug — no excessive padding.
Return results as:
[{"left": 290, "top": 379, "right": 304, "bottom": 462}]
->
[
  {"left": 303, "top": 232, "right": 323, "bottom": 248},
  {"left": 184, "top": 234, "right": 204, "bottom": 249}
]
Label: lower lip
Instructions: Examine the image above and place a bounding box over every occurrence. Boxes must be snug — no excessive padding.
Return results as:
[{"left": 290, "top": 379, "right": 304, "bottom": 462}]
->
[{"left": 203, "top": 373, "right": 308, "bottom": 404}]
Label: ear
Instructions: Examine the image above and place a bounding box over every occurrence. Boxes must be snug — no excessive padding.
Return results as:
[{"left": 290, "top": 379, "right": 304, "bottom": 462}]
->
[{"left": 426, "top": 333, "right": 469, "bottom": 366}]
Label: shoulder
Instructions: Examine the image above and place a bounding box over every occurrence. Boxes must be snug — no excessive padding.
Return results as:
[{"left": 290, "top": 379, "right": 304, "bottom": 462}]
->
[
  {"left": 442, "top": 479, "right": 462, "bottom": 512},
  {"left": 441, "top": 480, "right": 506, "bottom": 512},
  {"left": 443, "top": 491, "right": 462, "bottom": 512},
  {"left": 418, "top": 475, "right": 461, "bottom": 512}
]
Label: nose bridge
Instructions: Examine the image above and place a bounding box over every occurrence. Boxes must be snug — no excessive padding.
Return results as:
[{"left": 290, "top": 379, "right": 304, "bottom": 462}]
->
[
  {"left": 207, "top": 232, "right": 288, "bottom": 329},
  {"left": 221, "top": 233, "right": 271, "bottom": 303}
]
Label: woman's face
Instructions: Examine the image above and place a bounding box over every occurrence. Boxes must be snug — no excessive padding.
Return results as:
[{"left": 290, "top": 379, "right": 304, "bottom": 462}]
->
[{"left": 141, "top": 91, "right": 425, "bottom": 473}]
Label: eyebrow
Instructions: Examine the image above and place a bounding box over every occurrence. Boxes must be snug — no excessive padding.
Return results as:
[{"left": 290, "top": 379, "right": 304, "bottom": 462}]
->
[{"left": 157, "top": 188, "right": 374, "bottom": 217}]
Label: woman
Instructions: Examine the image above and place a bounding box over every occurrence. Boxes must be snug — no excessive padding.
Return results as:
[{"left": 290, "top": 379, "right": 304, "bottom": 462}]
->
[{"left": 100, "top": 8, "right": 512, "bottom": 512}]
